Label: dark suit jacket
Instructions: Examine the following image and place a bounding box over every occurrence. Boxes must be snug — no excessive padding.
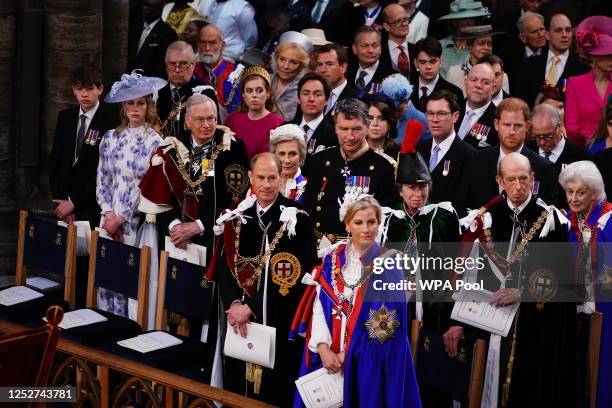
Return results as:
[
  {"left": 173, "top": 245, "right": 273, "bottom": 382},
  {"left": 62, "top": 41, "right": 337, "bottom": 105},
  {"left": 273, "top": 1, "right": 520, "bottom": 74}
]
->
[
  {"left": 346, "top": 60, "right": 397, "bottom": 95},
  {"left": 455, "top": 100, "right": 499, "bottom": 149},
  {"left": 290, "top": 115, "right": 338, "bottom": 158},
  {"left": 417, "top": 135, "right": 475, "bottom": 207},
  {"left": 128, "top": 19, "right": 178, "bottom": 79},
  {"left": 156, "top": 76, "right": 218, "bottom": 140},
  {"left": 410, "top": 75, "right": 465, "bottom": 112},
  {"left": 514, "top": 52, "right": 591, "bottom": 107},
  {"left": 50, "top": 103, "right": 118, "bottom": 226},
  {"left": 379, "top": 35, "right": 417, "bottom": 81},
  {"left": 314, "top": 0, "right": 358, "bottom": 46},
  {"left": 526, "top": 139, "right": 592, "bottom": 209},
  {"left": 455, "top": 145, "right": 559, "bottom": 216},
  {"left": 594, "top": 148, "right": 612, "bottom": 204}
]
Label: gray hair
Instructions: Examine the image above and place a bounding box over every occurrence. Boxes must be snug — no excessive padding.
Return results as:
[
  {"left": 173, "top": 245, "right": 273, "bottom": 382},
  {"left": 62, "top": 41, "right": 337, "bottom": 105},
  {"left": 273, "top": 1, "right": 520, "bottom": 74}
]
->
[
  {"left": 532, "top": 103, "right": 561, "bottom": 129},
  {"left": 334, "top": 98, "right": 370, "bottom": 125},
  {"left": 517, "top": 11, "right": 545, "bottom": 33},
  {"left": 269, "top": 124, "right": 307, "bottom": 166},
  {"left": 497, "top": 152, "right": 532, "bottom": 177},
  {"left": 185, "top": 94, "right": 217, "bottom": 116},
  {"left": 558, "top": 161, "right": 607, "bottom": 203},
  {"left": 165, "top": 40, "right": 195, "bottom": 62}
]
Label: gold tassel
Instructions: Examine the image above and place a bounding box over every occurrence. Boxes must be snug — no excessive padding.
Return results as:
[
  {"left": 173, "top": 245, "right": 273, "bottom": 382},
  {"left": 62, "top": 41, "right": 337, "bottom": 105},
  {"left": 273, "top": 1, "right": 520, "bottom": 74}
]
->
[
  {"left": 177, "top": 317, "right": 190, "bottom": 337},
  {"left": 245, "top": 363, "right": 263, "bottom": 394}
]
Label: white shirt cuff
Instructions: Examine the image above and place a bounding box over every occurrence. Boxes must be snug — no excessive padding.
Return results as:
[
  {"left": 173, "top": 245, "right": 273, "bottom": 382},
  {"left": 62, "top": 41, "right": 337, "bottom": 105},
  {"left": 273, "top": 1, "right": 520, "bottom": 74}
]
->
[
  {"left": 308, "top": 288, "right": 333, "bottom": 353},
  {"left": 168, "top": 218, "right": 181, "bottom": 232},
  {"left": 195, "top": 219, "right": 205, "bottom": 235}
]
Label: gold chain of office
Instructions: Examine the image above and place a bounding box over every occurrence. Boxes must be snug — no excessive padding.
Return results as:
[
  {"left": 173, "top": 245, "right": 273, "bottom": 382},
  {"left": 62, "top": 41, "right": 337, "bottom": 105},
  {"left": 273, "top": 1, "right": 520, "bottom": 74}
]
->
[
  {"left": 175, "top": 143, "right": 223, "bottom": 190},
  {"left": 482, "top": 210, "right": 548, "bottom": 271},
  {"left": 233, "top": 217, "right": 288, "bottom": 292}
]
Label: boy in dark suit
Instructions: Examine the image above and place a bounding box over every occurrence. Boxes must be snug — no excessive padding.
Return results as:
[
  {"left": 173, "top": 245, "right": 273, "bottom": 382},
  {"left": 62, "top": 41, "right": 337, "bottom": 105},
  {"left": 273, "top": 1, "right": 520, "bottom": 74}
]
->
[{"left": 50, "top": 65, "right": 117, "bottom": 228}]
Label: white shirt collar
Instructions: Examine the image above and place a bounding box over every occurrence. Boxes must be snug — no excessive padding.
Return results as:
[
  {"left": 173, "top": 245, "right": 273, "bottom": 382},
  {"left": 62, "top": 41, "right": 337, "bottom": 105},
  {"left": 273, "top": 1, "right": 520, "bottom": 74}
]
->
[
  {"left": 539, "top": 137, "right": 565, "bottom": 163},
  {"left": 389, "top": 38, "right": 408, "bottom": 49},
  {"left": 507, "top": 192, "right": 532, "bottom": 214},
  {"left": 498, "top": 144, "right": 524, "bottom": 162},
  {"left": 144, "top": 18, "right": 160, "bottom": 30},
  {"left": 256, "top": 201, "right": 274, "bottom": 216},
  {"left": 465, "top": 101, "right": 490, "bottom": 118},
  {"left": 432, "top": 131, "right": 456, "bottom": 155},
  {"left": 300, "top": 112, "right": 325, "bottom": 131},
  {"left": 492, "top": 90, "right": 504, "bottom": 106},
  {"left": 358, "top": 59, "right": 379, "bottom": 76},
  {"left": 548, "top": 48, "right": 569, "bottom": 64},
  {"left": 79, "top": 100, "right": 99, "bottom": 120},
  {"left": 419, "top": 75, "right": 439, "bottom": 95},
  {"left": 525, "top": 46, "right": 542, "bottom": 58},
  {"left": 331, "top": 80, "right": 348, "bottom": 98}
]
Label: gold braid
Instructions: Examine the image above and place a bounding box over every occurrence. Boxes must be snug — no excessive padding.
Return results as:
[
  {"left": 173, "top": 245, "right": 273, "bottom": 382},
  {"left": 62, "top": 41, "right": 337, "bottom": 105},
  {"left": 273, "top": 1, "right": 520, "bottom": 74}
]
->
[{"left": 160, "top": 100, "right": 188, "bottom": 132}]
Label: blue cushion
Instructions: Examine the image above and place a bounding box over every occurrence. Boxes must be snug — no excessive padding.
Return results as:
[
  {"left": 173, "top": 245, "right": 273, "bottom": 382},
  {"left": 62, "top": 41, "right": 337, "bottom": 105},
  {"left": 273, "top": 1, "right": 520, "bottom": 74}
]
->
[
  {"left": 57, "top": 308, "right": 142, "bottom": 346},
  {"left": 98, "top": 330, "right": 210, "bottom": 376}
]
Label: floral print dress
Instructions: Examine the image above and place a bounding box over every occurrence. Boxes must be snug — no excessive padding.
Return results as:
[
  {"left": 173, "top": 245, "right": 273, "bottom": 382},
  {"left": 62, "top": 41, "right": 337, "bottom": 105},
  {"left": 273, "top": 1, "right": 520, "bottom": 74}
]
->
[{"left": 95, "top": 124, "right": 162, "bottom": 318}]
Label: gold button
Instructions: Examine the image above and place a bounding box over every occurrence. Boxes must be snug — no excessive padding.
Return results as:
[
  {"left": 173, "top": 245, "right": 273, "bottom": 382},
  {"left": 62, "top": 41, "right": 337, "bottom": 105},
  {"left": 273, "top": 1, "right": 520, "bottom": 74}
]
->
[
  {"left": 316, "top": 222, "right": 321, "bottom": 228},
  {"left": 316, "top": 206, "right": 321, "bottom": 211},
  {"left": 369, "top": 165, "right": 374, "bottom": 170},
  {"left": 325, "top": 161, "right": 330, "bottom": 167}
]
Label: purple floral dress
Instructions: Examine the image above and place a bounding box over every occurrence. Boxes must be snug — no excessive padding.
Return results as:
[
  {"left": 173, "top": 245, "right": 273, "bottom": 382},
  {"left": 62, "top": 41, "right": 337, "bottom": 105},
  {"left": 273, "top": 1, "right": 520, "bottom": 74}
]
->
[{"left": 95, "top": 124, "right": 162, "bottom": 317}]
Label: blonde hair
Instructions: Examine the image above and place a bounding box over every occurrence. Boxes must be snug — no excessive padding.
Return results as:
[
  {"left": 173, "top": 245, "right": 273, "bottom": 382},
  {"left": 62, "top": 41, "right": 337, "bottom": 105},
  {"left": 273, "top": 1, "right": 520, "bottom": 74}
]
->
[
  {"left": 116, "top": 95, "right": 161, "bottom": 133},
  {"left": 272, "top": 42, "right": 310, "bottom": 74},
  {"left": 344, "top": 196, "right": 382, "bottom": 225}
]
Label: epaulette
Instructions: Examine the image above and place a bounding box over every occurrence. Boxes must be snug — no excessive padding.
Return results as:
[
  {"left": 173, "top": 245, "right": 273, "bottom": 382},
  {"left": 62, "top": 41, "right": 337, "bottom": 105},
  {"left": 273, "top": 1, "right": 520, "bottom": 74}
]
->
[
  {"left": 310, "top": 145, "right": 336, "bottom": 156},
  {"left": 374, "top": 149, "right": 397, "bottom": 166}
]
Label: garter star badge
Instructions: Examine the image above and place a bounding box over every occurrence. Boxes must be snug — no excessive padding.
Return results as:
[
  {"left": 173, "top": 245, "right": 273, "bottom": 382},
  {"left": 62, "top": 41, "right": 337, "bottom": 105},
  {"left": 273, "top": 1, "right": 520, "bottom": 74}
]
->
[{"left": 364, "top": 305, "right": 400, "bottom": 344}]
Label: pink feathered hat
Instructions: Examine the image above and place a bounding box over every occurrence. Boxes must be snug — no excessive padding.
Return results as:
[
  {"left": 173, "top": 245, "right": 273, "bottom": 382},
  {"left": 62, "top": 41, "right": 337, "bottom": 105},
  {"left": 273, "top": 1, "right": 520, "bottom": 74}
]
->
[{"left": 575, "top": 15, "right": 612, "bottom": 56}]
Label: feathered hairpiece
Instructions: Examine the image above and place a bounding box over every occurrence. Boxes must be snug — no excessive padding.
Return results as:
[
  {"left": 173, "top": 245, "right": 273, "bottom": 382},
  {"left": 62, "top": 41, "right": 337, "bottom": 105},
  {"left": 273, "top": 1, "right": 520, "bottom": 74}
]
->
[
  {"left": 401, "top": 119, "right": 426, "bottom": 154},
  {"left": 338, "top": 191, "right": 371, "bottom": 223},
  {"left": 380, "top": 74, "right": 413, "bottom": 108}
]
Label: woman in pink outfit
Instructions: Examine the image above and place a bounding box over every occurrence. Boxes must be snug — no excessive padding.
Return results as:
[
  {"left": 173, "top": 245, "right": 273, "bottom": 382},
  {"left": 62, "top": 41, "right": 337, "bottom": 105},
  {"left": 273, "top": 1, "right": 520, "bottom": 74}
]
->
[
  {"left": 565, "top": 15, "right": 612, "bottom": 148},
  {"left": 224, "top": 66, "right": 283, "bottom": 159}
]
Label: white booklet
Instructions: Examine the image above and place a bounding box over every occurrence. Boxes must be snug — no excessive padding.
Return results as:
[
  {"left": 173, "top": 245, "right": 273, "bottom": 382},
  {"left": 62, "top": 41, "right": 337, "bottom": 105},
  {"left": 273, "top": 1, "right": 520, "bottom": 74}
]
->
[
  {"left": 117, "top": 330, "right": 183, "bottom": 353},
  {"left": 451, "top": 289, "right": 520, "bottom": 337},
  {"left": 223, "top": 322, "right": 276, "bottom": 369},
  {"left": 58, "top": 220, "right": 91, "bottom": 256},
  {"left": 164, "top": 237, "right": 207, "bottom": 266},
  {"left": 96, "top": 227, "right": 136, "bottom": 247},
  {"left": 295, "top": 367, "right": 344, "bottom": 408},
  {"left": 49, "top": 309, "right": 108, "bottom": 329},
  {"left": 26, "top": 277, "right": 60, "bottom": 290},
  {"left": 0, "top": 286, "right": 44, "bottom": 306}
]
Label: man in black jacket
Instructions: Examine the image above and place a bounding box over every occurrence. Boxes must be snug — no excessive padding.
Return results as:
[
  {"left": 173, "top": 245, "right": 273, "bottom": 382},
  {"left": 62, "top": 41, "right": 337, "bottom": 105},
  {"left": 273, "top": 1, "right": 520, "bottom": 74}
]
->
[
  {"left": 50, "top": 65, "right": 118, "bottom": 228},
  {"left": 527, "top": 103, "right": 592, "bottom": 209},
  {"left": 514, "top": 13, "right": 590, "bottom": 108},
  {"left": 156, "top": 40, "right": 218, "bottom": 141},
  {"left": 410, "top": 36, "right": 464, "bottom": 113},
  {"left": 128, "top": 0, "right": 178, "bottom": 79},
  {"left": 456, "top": 97, "right": 558, "bottom": 216},
  {"left": 417, "top": 90, "right": 475, "bottom": 208}
]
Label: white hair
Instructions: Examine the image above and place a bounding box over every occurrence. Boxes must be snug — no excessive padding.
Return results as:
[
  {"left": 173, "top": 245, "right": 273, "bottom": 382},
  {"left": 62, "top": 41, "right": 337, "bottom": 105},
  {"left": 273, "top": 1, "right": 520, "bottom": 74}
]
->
[
  {"left": 185, "top": 94, "right": 217, "bottom": 116},
  {"left": 517, "top": 11, "right": 545, "bottom": 33},
  {"left": 269, "top": 124, "right": 307, "bottom": 165},
  {"left": 558, "top": 161, "right": 607, "bottom": 203},
  {"left": 165, "top": 40, "right": 195, "bottom": 62},
  {"left": 532, "top": 103, "right": 561, "bottom": 129},
  {"left": 497, "top": 152, "right": 532, "bottom": 177}
]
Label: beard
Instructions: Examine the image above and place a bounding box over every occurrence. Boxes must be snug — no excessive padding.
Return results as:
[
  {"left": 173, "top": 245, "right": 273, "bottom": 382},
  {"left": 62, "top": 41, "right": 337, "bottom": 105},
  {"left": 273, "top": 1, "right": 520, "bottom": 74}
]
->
[{"left": 197, "top": 50, "right": 222, "bottom": 66}]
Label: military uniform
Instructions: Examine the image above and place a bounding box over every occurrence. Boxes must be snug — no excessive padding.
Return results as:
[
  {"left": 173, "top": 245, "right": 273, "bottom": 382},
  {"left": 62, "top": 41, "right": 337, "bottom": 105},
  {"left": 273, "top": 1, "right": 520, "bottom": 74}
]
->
[
  {"left": 301, "top": 144, "right": 399, "bottom": 244},
  {"left": 215, "top": 194, "right": 317, "bottom": 407}
]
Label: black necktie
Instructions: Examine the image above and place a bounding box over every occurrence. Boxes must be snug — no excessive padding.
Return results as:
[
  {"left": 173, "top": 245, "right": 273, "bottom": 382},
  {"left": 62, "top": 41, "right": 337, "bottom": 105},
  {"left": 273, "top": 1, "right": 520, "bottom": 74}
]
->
[
  {"left": 76, "top": 114, "right": 87, "bottom": 160},
  {"left": 171, "top": 87, "right": 181, "bottom": 104},
  {"left": 357, "top": 71, "right": 368, "bottom": 89},
  {"left": 421, "top": 86, "right": 428, "bottom": 100}
]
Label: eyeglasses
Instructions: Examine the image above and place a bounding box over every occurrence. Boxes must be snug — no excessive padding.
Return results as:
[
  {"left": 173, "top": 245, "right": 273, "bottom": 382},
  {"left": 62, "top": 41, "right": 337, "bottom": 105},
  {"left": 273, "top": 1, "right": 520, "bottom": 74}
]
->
[
  {"left": 531, "top": 124, "right": 559, "bottom": 141},
  {"left": 166, "top": 61, "right": 193, "bottom": 71},
  {"left": 190, "top": 116, "right": 216, "bottom": 126},
  {"left": 387, "top": 17, "right": 410, "bottom": 27},
  {"left": 425, "top": 111, "right": 453, "bottom": 119}
]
